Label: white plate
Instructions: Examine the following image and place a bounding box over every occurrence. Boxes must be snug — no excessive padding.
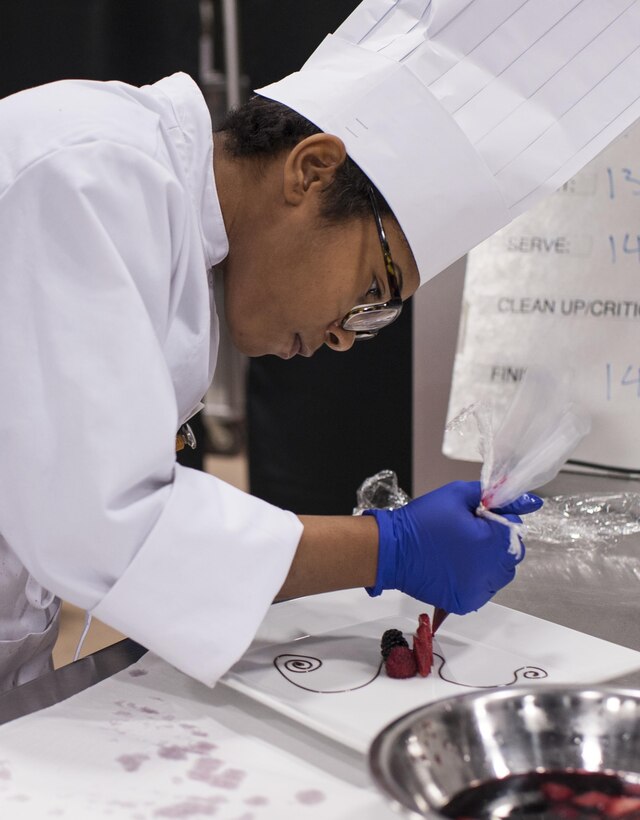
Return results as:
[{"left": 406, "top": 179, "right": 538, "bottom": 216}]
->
[{"left": 222, "top": 590, "right": 640, "bottom": 754}]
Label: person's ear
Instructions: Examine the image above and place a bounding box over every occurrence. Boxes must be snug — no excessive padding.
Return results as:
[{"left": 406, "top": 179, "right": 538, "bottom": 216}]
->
[{"left": 282, "top": 134, "right": 347, "bottom": 205}]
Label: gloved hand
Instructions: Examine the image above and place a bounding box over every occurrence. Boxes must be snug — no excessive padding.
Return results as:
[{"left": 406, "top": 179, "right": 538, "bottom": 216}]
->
[{"left": 364, "top": 480, "right": 543, "bottom": 614}]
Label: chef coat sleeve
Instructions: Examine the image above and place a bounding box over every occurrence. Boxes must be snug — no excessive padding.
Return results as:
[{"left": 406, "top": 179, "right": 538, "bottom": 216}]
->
[{"left": 0, "top": 142, "right": 303, "bottom": 686}]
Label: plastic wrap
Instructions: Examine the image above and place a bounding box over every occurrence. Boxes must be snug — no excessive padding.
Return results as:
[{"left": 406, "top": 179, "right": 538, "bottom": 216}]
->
[
  {"left": 515, "top": 494, "right": 640, "bottom": 611},
  {"left": 522, "top": 493, "right": 640, "bottom": 548},
  {"left": 352, "top": 469, "right": 410, "bottom": 515}
]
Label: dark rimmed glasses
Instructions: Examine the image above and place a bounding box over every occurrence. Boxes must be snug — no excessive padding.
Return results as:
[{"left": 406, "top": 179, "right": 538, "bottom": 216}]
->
[{"left": 340, "top": 188, "right": 403, "bottom": 341}]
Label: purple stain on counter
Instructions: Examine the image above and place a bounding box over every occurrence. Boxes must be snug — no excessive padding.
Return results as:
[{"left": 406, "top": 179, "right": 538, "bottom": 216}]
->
[
  {"left": 159, "top": 741, "right": 217, "bottom": 761},
  {"left": 116, "top": 754, "right": 150, "bottom": 772},
  {"left": 186, "top": 758, "right": 223, "bottom": 783},
  {"left": 154, "top": 795, "right": 226, "bottom": 817},
  {"left": 116, "top": 699, "right": 161, "bottom": 716},
  {"left": 180, "top": 724, "right": 210, "bottom": 738},
  {"left": 210, "top": 768, "right": 246, "bottom": 790},
  {"left": 187, "top": 760, "right": 246, "bottom": 790},
  {"left": 159, "top": 745, "right": 188, "bottom": 761},
  {"left": 189, "top": 742, "right": 217, "bottom": 755},
  {"left": 0, "top": 763, "right": 11, "bottom": 781},
  {"left": 296, "top": 789, "right": 326, "bottom": 805},
  {"left": 244, "top": 796, "right": 269, "bottom": 806},
  {"left": 128, "top": 668, "right": 148, "bottom": 677}
]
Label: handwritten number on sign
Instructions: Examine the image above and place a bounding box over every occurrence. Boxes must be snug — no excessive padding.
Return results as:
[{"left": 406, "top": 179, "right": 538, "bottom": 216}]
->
[
  {"left": 606, "top": 364, "right": 640, "bottom": 399},
  {"left": 621, "top": 365, "right": 640, "bottom": 397},
  {"left": 623, "top": 234, "right": 640, "bottom": 261},
  {"left": 622, "top": 168, "right": 640, "bottom": 193},
  {"left": 606, "top": 167, "right": 640, "bottom": 198},
  {"left": 608, "top": 234, "right": 640, "bottom": 263}
]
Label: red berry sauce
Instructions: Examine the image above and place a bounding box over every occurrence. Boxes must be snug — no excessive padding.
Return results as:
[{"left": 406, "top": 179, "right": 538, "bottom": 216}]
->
[{"left": 442, "top": 771, "right": 640, "bottom": 819}]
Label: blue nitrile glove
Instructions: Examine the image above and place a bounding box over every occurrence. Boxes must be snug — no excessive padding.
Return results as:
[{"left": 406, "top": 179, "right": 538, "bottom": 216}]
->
[{"left": 364, "top": 480, "right": 543, "bottom": 614}]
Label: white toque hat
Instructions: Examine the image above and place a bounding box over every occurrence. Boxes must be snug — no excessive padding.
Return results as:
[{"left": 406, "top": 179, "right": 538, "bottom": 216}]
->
[{"left": 258, "top": 0, "right": 640, "bottom": 285}]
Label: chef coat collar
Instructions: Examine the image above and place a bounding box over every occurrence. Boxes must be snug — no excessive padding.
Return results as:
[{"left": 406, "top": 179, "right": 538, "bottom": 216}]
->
[{"left": 146, "top": 73, "right": 229, "bottom": 271}]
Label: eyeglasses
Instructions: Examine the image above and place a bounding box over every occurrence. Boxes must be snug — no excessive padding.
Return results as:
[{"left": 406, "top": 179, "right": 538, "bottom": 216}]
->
[{"left": 340, "top": 188, "right": 403, "bottom": 341}]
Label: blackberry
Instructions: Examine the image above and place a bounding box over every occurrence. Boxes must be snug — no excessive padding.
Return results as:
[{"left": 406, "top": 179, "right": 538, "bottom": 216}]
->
[{"left": 381, "top": 628, "right": 409, "bottom": 659}]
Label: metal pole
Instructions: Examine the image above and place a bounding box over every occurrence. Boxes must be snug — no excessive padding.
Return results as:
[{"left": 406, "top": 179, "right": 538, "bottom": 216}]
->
[{"left": 222, "top": 0, "right": 241, "bottom": 110}]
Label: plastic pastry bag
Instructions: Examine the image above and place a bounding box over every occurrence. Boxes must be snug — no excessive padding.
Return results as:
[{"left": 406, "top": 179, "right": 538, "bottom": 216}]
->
[{"left": 448, "top": 368, "right": 592, "bottom": 557}]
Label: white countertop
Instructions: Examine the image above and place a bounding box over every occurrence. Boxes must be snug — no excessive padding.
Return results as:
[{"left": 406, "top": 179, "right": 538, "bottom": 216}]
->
[{"left": 1, "top": 471, "right": 639, "bottom": 819}]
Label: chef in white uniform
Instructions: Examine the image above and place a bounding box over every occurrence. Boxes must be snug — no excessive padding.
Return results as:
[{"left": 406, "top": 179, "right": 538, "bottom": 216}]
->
[{"left": 1, "top": 0, "right": 638, "bottom": 692}]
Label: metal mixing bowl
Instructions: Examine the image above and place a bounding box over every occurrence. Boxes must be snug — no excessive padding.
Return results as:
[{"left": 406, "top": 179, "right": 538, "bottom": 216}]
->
[{"left": 369, "top": 686, "right": 640, "bottom": 818}]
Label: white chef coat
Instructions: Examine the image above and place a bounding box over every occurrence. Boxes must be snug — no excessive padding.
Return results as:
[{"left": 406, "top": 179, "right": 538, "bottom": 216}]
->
[{"left": 0, "top": 72, "right": 303, "bottom": 690}]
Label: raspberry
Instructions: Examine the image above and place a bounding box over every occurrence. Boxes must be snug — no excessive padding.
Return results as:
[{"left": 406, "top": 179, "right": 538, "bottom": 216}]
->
[
  {"left": 412, "top": 612, "right": 433, "bottom": 677},
  {"left": 572, "top": 791, "right": 611, "bottom": 812},
  {"left": 606, "top": 796, "right": 640, "bottom": 817},
  {"left": 541, "top": 782, "right": 574, "bottom": 803},
  {"left": 384, "top": 646, "right": 417, "bottom": 678},
  {"left": 380, "top": 628, "right": 409, "bottom": 660}
]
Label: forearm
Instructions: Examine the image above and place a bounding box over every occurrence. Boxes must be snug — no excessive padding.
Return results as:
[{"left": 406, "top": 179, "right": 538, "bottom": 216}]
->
[{"left": 275, "top": 514, "right": 379, "bottom": 601}]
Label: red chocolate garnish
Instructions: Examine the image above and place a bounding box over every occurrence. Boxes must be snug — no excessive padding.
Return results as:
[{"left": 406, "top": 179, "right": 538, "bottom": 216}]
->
[{"left": 412, "top": 612, "right": 433, "bottom": 677}]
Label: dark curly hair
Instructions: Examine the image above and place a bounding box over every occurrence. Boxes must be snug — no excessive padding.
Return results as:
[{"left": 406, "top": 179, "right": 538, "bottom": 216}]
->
[{"left": 216, "top": 95, "right": 393, "bottom": 223}]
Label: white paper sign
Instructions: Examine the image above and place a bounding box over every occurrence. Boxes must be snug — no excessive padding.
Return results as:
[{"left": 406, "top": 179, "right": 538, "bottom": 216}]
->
[{"left": 444, "top": 118, "right": 640, "bottom": 473}]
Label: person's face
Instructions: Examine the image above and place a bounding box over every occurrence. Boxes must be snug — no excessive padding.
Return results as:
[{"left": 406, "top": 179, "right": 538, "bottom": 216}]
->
[
  {"left": 222, "top": 208, "right": 419, "bottom": 359},
  {"left": 219, "top": 135, "right": 420, "bottom": 358}
]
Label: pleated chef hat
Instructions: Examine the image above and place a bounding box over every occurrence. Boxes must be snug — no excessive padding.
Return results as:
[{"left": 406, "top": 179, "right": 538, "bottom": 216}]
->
[{"left": 258, "top": 0, "right": 640, "bottom": 285}]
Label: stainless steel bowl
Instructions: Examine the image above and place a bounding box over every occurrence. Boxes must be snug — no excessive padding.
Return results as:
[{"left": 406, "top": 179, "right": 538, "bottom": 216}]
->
[{"left": 369, "top": 686, "right": 640, "bottom": 818}]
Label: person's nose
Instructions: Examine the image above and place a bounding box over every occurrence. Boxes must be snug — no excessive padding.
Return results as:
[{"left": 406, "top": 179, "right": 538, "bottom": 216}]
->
[{"left": 324, "top": 322, "right": 356, "bottom": 352}]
